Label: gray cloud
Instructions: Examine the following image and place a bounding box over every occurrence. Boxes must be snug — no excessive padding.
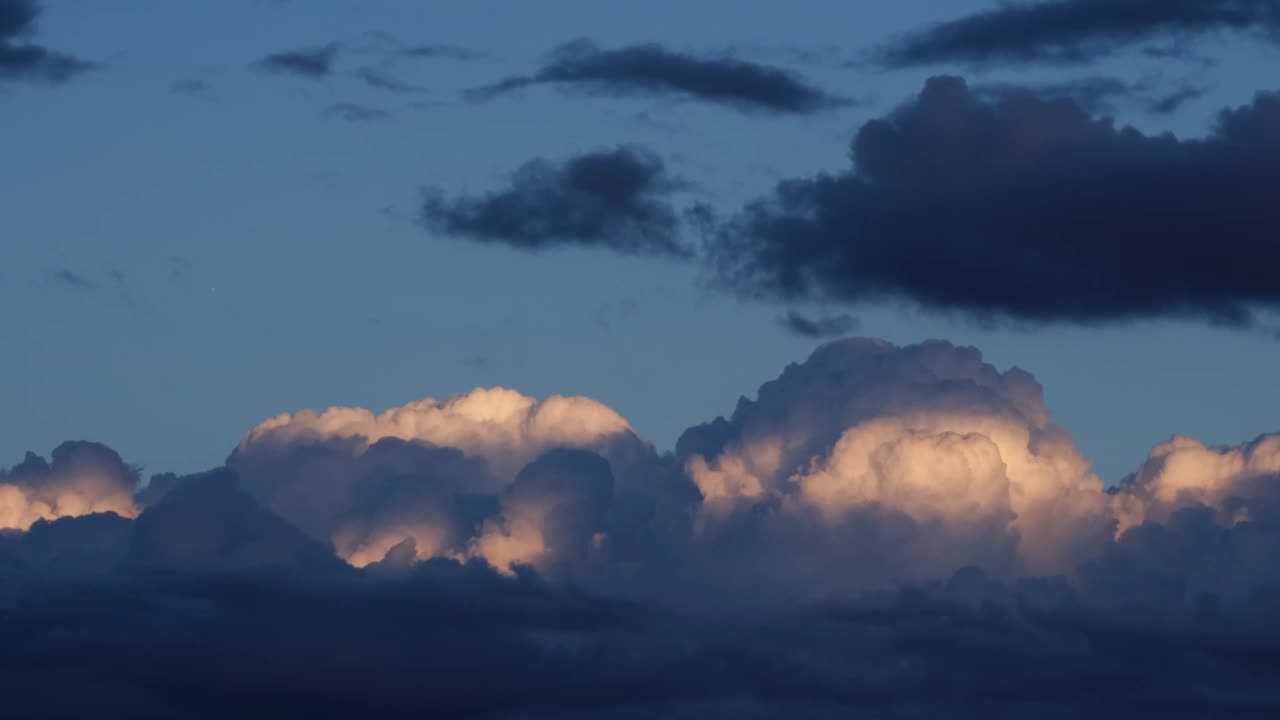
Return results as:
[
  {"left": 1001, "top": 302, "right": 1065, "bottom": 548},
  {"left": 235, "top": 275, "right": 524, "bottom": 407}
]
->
[
  {"left": 421, "top": 146, "right": 693, "bottom": 257},
  {"left": 704, "top": 76, "right": 1280, "bottom": 328},
  {"left": 0, "top": 0, "right": 93, "bottom": 84},
  {"left": 472, "top": 39, "right": 844, "bottom": 114},
  {"left": 252, "top": 42, "right": 339, "bottom": 78},
  {"left": 880, "top": 0, "right": 1280, "bottom": 66},
  {"left": 777, "top": 310, "right": 859, "bottom": 338}
]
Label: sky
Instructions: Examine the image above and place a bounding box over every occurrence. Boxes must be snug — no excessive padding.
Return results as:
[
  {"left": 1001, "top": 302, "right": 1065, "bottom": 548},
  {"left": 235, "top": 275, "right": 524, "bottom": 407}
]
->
[
  {"left": 3, "top": 0, "right": 1279, "bottom": 484},
  {"left": 5, "top": 1, "right": 1280, "bottom": 716}
]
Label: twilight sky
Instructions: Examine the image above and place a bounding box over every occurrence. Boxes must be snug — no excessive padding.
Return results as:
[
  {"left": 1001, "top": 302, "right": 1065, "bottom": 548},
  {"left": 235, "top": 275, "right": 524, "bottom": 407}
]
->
[
  {"left": 5, "top": 2, "right": 1280, "bottom": 716},
  {"left": 4, "top": 0, "right": 1279, "bottom": 484}
]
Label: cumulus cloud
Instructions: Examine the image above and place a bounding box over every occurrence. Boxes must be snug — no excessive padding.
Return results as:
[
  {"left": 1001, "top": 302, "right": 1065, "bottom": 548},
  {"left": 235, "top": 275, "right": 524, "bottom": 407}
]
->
[
  {"left": 6, "top": 338, "right": 1280, "bottom": 715},
  {"left": 879, "top": 0, "right": 1280, "bottom": 66},
  {"left": 679, "top": 338, "right": 1113, "bottom": 600},
  {"left": 0, "top": 0, "right": 93, "bottom": 83},
  {"left": 421, "top": 146, "right": 693, "bottom": 257},
  {"left": 0, "top": 442, "right": 138, "bottom": 531},
  {"left": 705, "top": 76, "right": 1280, "bottom": 328},
  {"left": 472, "top": 39, "right": 843, "bottom": 114}
]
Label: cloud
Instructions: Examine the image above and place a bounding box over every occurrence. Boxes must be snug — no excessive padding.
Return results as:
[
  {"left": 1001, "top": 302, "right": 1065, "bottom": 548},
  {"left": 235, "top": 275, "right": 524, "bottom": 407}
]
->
[
  {"left": 972, "top": 75, "right": 1208, "bottom": 116},
  {"left": 421, "top": 146, "right": 693, "bottom": 257},
  {"left": 0, "top": 0, "right": 93, "bottom": 83},
  {"left": 8, "top": 339, "right": 1280, "bottom": 714},
  {"left": 51, "top": 268, "right": 96, "bottom": 291},
  {"left": 777, "top": 310, "right": 858, "bottom": 338},
  {"left": 0, "top": 442, "right": 138, "bottom": 531},
  {"left": 252, "top": 41, "right": 338, "bottom": 78},
  {"left": 356, "top": 67, "right": 420, "bottom": 93},
  {"left": 879, "top": 0, "right": 1280, "bottom": 67},
  {"left": 704, "top": 76, "right": 1280, "bottom": 328},
  {"left": 324, "top": 102, "right": 389, "bottom": 123},
  {"left": 472, "top": 39, "right": 843, "bottom": 114}
]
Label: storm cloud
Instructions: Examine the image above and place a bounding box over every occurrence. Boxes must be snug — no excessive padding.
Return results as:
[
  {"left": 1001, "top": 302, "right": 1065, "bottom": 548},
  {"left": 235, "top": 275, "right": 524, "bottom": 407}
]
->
[
  {"left": 880, "top": 0, "right": 1280, "bottom": 66},
  {"left": 421, "top": 146, "right": 692, "bottom": 257},
  {"left": 473, "top": 39, "right": 843, "bottom": 114},
  {"left": 704, "top": 76, "right": 1280, "bottom": 328}
]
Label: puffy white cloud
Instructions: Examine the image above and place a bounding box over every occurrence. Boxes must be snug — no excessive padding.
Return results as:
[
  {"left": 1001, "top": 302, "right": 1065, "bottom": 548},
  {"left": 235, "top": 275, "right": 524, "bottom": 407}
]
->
[
  {"left": 683, "top": 338, "right": 1113, "bottom": 581},
  {"left": 240, "top": 387, "right": 634, "bottom": 481},
  {"left": 230, "top": 388, "right": 650, "bottom": 570},
  {"left": 0, "top": 443, "right": 139, "bottom": 531},
  {"left": 1112, "top": 433, "right": 1280, "bottom": 532}
]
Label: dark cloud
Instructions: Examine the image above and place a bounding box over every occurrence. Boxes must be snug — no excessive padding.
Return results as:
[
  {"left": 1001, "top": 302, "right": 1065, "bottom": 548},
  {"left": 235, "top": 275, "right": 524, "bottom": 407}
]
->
[
  {"left": 252, "top": 42, "right": 338, "bottom": 78},
  {"left": 51, "top": 268, "right": 96, "bottom": 291},
  {"left": 880, "top": 0, "right": 1280, "bottom": 66},
  {"left": 973, "top": 75, "right": 1207, "bottom": 116},
  {"left": 473, "top": 39, "right": 843, "bottom": 114},
  {"left": 704, "top": 76, "right": 1280, "bottom": 328},
  {"left": 421, "top": 146, "right": 692, "bottom": 257},
  {"left": 325, "top": 102, "right": 389, "bottom": 123},
  {"left": 356, "top": 67, "right": 420, "bottom": 93},
  {"left": 0, "top": 0, "right": 93, "bottom": 83},
  {"left": 777, "top": 310, "right": 858, "bottom": 338}
]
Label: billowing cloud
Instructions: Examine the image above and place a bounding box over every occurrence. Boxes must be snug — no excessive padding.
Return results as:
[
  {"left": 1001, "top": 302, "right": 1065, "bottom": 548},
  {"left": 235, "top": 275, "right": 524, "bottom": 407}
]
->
[
  {"left": 705, "top": 76, "right": 1280, "bottom": 328},
  {"left": 473, "top": 39, "right": 843, "bottom": 114},
  {"left": 880, "top": 0, "right": 1280, "bottom": 66},
  {"left": 0, "top": 442, "right": 138, "bottom": 531},
  {"left": 229, "top": 387, "right": 653, "bottom": 570},
  {"left": 421, "top": 146, "right": 693, "bottom": 257},
  {"left": 252, "top": 42, "right": 339, "bottom": 78},
  {"left": 5, "top": 338, "right": 1280, "bottom": 715},
  {"left": 0, "top": 0, "right": 93, "bottom": 83}
]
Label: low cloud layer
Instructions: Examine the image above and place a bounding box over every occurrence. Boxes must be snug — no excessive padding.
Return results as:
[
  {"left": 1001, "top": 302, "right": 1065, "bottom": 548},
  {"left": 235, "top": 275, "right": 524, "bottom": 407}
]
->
[
  {"left": 421, "top": 146, "right": 692, "bottom": 257},
  {"left": 705, "top": 76, "right": 1280, "bottom": 327},
  {"left": 0, "top": 0, "right": 93, "bottom": 83},
  {"left": 473, "top": 39, "right": 843, "bottom": 114},
  {"left": 5, "top": 338, "right": 1280, "bottom": 715},
  {"left": 880, "top": 0, "right": 1280, "bottom": 66}
]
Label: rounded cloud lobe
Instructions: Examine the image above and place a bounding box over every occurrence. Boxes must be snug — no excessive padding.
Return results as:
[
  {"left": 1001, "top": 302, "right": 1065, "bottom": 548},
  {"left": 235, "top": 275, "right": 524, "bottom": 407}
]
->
[{"left": 0, "top": 441, "right": 138, "bottom": 530}]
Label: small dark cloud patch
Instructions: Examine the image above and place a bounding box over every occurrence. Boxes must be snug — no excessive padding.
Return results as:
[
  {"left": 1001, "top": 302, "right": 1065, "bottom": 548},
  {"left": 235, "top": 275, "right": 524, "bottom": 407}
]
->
[
  {"left": 51, "top": 268, "right": 96, "bottom": 291},
  {"left": 403, "top": 43, "right": 482, "bottom": 61},
  {"left": 704, "top": 76, "right": 1280, "bottom": 328},
  {"left": 325, "top": 102, "right": 389, "bottom": 123},
  {"left": 356, "top": 67, "right": 420, "bottom": 93},
  {"left": 0, "top": 0, "right": 93, "bottom": 83},
  {"left": 880, "top": 0, "right": 1280, "bottom": 67},
  {"left": 252, "top": 42, "right": 338, "bottom": 78},
  {"left": 421, "top": 146, "right": 691, "bottom": 258},
  {"left": 472, "top": 39, "right": 843, "bottom": 115},
  {"left": 778, "top": 310, "right": 858, "bottom": 339}
]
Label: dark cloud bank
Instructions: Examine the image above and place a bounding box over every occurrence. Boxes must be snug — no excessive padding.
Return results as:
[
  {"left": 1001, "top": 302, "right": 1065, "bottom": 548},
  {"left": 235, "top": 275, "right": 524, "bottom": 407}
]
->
[
  {"left": 881, "top": 0, "right": 1280, "bottom": 66},
  {"left": 428, "top": 76, "right": 1280, "bottom": 330},
  {"left": 705, "top": 76, "right": 1280, "bottom": 327},
  {"left": 6, "top": 338, "right": 1280, "bottom": 717},
  {"left": 0, "top": 0, "right": 92, "bottom": 83},
  {"left": 472, "top": 39, "right": 843, "bottom": 114}
]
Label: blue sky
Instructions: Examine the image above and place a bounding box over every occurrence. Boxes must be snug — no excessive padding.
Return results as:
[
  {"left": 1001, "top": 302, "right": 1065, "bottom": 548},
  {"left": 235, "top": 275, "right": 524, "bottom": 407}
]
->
[{"left": 3, "top": 0, "right": 1279, "bottom": 483}]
